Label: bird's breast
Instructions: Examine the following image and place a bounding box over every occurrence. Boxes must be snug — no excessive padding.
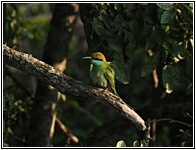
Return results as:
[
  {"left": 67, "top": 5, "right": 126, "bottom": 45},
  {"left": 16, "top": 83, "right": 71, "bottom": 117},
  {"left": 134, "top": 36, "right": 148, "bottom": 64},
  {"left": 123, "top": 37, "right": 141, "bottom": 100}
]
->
[{"left": 90, "top": 65, "right": 108, "bottom": 88}]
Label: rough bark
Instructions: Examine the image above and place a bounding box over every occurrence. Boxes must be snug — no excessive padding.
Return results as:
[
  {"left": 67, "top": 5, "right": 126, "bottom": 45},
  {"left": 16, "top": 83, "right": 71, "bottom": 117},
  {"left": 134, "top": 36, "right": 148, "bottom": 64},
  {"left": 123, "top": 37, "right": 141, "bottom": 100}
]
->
[{"left": 3, "top": 44, "right": 147, "bottom": 131}]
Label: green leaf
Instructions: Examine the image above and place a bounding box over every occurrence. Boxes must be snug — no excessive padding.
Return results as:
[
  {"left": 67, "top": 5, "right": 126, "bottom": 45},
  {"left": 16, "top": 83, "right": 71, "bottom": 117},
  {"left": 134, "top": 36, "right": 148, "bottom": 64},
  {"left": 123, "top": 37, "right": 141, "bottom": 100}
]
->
[
  {"left": 133, "top": 140, "right": 140, "bottom": 147},
  {"left": 141, "top": 65, "right": 153, "bottom": 77},
  {"left": 122, "top": 3, "right": 135, "bottom": 11},
  {"left": 3, "top": 76, "right": 13, "bottom": 89},
  {"left": 126, "top": 41, "right": 136, "bottom": 56},
  {"left": 4, "top": 93, "right": 15, "bottom": 107},
  {"left": 162, "top": 64, "right": 184, "bottom": 93},
  {"left": 114, "top": 4, "right": 123, "bottom": 12},
  {"left": 163, "top": 40, "right": 176, "bottom": 57},
  {"left": 164, "top": 38, "right": 185, "bottom": 62},
  {"left": 113, "top": 52, "right": 130, "bottom": 84},
  {"left": 92, "top": 17, "right": 104, "bottom": 36},
  {"left": 162, "top": 65, "right": 173, "bottom": 93},
  {"left": 114, "top": 14, "right": 122, "bottom": 27},
  {"left": 101, "top": 13, "right": 112, "bottom": 30},
  {"left": 179, "top": 129, "right": 184, "bottom": 133},
  {"left": 3, "top": 142, "right": 9, "bottom": 147},
  {"left": 161, "top": 8, "right": 176, "bottom": 24},
  {"left": 137, "top": 25, "right": 153, "bottom": 45},
  {"left": 140, "top": 139, "right": 148, "bottom": 147},
  {"left": 129, "top": 19, "right": 140, "bottom": 34},
  {"left": 59, "top": 93, "right": 66, "bottom": 102},
  {"left": 67, "top": 99, "right": 79, "bottom": 108},
  {"left": 183, "top": 3, "right": 193, "bottom": 13},
  {"left": 108, "top": 39, "right": 122, "bottom": 53},
  {"left": 172, "top": 42, "right": 185, "bottom": 60},
  {"left": 116, "top": 140, "right": 126, "bottom": 147},
  {"left": 154, "top": 27, "right": 165, "bottom": 46},
  {"left": 145, "top": 36, "right": 155, "bottom": 51},
  {"left": 124, "top": 30, "right": 134, "bottom": 41},
  {"left": 157, "top": 3, "right": 174, "bottom": 10},
  {"left": 144, "top": 4, "right": 158, "bottom": 24},
  {"left": 141, "top": 52, "right": 160, "bottom": 77}
]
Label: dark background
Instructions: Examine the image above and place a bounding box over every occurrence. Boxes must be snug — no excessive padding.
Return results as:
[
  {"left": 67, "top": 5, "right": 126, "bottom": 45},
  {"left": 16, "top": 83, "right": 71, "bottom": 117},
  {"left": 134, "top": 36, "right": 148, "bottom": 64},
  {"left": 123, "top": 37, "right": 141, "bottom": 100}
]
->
[{"left": 3, "top": 3, "right": 193, "bottom": 147}]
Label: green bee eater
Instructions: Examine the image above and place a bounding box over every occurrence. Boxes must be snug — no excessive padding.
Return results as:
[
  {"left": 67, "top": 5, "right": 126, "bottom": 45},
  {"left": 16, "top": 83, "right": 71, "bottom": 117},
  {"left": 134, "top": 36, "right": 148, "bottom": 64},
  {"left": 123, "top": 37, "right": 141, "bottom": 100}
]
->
[{"left": 83, "top": 52, "right": 118, "bottom": 96}]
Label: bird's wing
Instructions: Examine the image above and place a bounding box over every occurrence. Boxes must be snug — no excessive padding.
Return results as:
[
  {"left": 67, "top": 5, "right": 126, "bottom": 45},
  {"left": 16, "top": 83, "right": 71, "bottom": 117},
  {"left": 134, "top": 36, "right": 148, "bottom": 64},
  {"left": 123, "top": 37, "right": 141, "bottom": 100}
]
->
[{"left": 104, "top": 63, "right": 118, "bottom": 95}]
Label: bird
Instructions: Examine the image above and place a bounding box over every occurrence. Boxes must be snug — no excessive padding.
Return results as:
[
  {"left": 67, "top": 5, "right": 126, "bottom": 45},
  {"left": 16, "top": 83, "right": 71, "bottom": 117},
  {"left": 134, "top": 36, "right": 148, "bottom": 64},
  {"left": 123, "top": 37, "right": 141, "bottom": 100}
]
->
[{"left": 83, "top": 52, "right": 118, "bottom": 96}]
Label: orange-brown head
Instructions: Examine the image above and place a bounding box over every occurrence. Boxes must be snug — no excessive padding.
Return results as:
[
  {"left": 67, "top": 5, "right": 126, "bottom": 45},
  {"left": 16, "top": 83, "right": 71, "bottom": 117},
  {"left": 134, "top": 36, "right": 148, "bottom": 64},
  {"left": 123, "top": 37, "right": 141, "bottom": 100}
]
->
[{"left": 91, "top": 52, "right": 106, "bottom": 62}]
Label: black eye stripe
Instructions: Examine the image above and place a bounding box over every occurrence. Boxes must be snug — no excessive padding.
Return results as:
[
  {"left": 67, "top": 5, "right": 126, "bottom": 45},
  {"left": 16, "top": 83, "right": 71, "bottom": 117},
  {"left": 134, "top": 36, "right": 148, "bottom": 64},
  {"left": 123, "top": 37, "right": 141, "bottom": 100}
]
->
[{"left": 94, "top": 58, "right": 103, "bottom": 61}]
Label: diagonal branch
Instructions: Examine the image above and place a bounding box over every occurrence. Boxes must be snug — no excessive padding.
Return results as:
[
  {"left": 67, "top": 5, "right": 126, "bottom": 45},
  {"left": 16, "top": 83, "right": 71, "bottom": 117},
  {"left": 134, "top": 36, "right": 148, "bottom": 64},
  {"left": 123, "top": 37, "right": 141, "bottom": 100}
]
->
[
  {"left": 56, "top": 117, "right": 79, "bottom": 144},
  {"left": 3, "top": 44, "right": 147, "bottom": 131}
]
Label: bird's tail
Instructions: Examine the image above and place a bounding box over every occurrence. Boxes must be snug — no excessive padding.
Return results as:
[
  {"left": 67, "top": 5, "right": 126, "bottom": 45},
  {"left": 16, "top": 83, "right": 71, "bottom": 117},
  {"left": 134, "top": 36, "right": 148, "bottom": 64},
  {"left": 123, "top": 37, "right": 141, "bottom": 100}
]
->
[{"left": 108, "top": 83, "right": 119, "bottom": 97}]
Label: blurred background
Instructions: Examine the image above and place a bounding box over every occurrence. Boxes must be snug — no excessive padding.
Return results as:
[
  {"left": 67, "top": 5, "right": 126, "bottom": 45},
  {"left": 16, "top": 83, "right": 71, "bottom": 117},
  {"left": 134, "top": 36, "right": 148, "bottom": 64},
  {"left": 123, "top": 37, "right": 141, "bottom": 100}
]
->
[{"left": 3, "top": 3, "right": 193, "bottom": 147}]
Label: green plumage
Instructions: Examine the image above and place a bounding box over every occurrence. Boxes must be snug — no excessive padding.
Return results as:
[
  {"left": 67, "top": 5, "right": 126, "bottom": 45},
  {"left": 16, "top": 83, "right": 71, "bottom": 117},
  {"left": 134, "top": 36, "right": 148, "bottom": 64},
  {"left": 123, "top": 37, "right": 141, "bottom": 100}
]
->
[{"left": 89, "top": 53, "right": 118, "bottom": 96}]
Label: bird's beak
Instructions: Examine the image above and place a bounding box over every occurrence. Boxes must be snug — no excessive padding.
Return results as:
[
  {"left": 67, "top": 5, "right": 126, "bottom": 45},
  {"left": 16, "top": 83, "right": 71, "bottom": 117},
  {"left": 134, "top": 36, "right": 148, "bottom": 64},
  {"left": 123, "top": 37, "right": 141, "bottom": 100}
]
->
[{"left": 82, "top": 56, "right": 92, "bottom": 60}]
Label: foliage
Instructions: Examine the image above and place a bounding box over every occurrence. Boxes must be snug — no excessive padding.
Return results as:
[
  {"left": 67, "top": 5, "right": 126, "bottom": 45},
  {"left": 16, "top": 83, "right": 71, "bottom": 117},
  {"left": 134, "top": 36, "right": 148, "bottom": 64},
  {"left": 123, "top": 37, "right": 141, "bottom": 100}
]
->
[
  {"left": 133, "top": 139, "right": 148, "bottom": 147},
  {"left": 81, "top": 3, "right": 193, "bottom": 94},
  {"left": 3, "top": 3, "right": 52, "bottom": 146},
  {"left": 116, "top": 140, "right": 126, "bottom": 147},
  {"left": 5, "top": 4, "right": 52, "bottom": 58},
  {"left": 116, "top": 139, "right": 148, "bottom": 147},
  {"left": 3, "top": 3, "right": 193, "bottom": 147},
  {"left": 3, "top": 76, "right": 15, "bottom": 147},
  {"left": 3, "top": 75, "right": 33, "bottom": 146}
]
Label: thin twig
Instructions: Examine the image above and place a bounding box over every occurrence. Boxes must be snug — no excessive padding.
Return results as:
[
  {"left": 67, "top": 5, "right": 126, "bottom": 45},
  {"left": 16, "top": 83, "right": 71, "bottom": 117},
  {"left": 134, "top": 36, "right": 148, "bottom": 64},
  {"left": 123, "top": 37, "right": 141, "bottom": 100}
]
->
[
  {"left": 56, "top": 117, "right": 79, "bottom": 144},
  {"left": 151, "top": 119, "right": 156, "bottom": 146},
  {"left": 185, "top": 112, "right": 193, "bottom": 119},
  {"left": 154, "top": 118, "right": 193, "bottom": 127},
  {"left": 49, "top": 103, "right": 57, "bottom": 138},
  {"left": 145, "top": 119, "right": 152, "bottom": 146}
]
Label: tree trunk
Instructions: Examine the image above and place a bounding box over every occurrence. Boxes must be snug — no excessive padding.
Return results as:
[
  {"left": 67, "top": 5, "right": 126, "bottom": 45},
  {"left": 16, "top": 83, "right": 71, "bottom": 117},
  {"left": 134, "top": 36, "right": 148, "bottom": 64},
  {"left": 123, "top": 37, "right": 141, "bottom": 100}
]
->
[{"left": 27, "top": 3, "right": 79, "bottom": 146}]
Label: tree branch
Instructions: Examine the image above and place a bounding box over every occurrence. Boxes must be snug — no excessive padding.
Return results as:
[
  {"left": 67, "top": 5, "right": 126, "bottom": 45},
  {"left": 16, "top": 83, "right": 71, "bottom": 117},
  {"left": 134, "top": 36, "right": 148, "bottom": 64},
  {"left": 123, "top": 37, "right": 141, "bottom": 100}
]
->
[
  {"left": 3, "top": 44, "right": 147, "bottom": 131},
  {"left": 56, "top": 117, "right": 79, "bottom": 144},
  {"left": 155, "top": 118, "right": 193, "bottom": 127},
  {"left": 145, "top": 119, "right": 151, "bottom": 146}
]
